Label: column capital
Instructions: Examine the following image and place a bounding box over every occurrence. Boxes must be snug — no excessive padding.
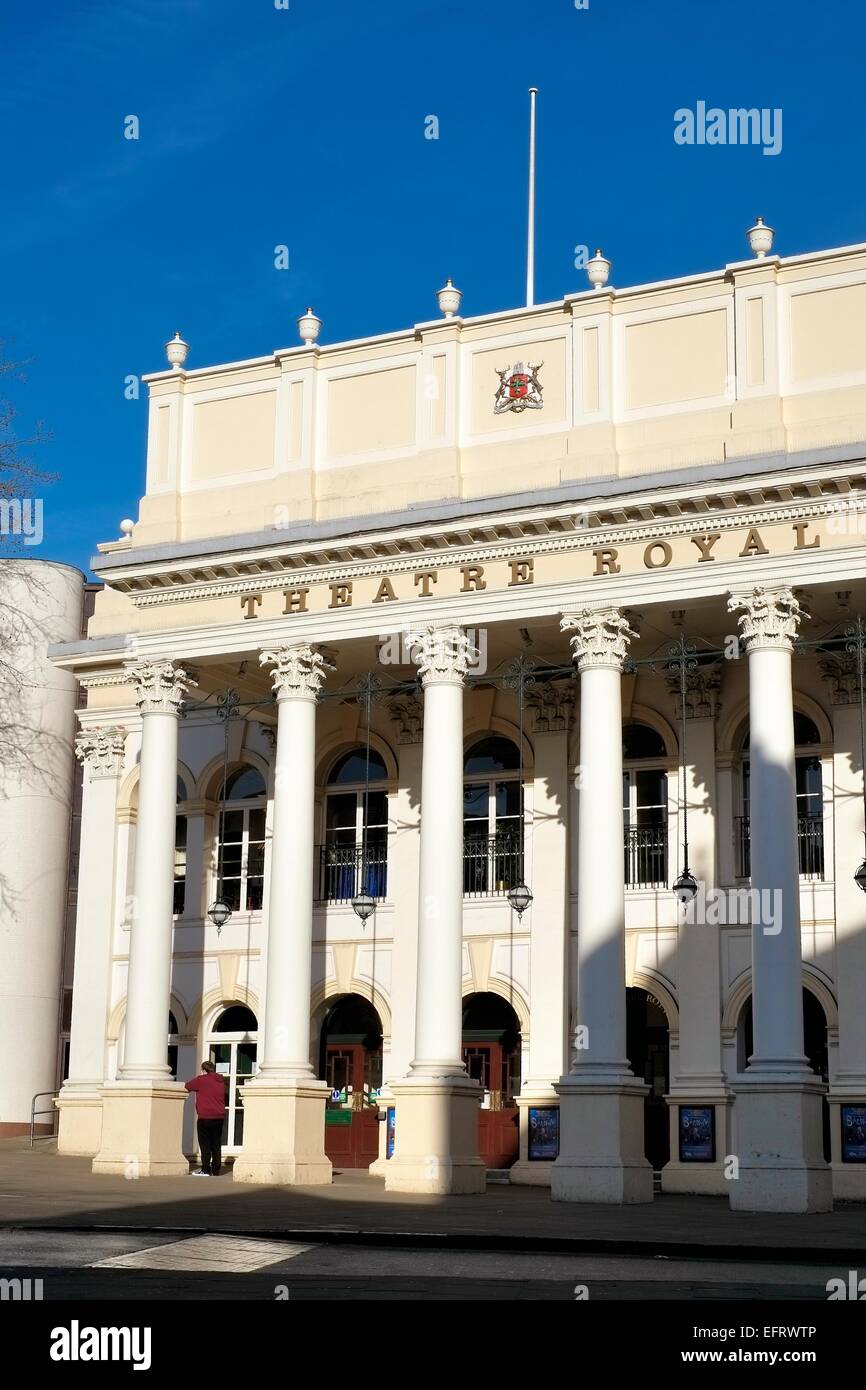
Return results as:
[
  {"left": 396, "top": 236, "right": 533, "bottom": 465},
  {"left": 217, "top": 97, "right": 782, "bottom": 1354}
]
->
[
  {"left": 526, "top": 679, "right": 575, "bottom": 734},
  {"left": 408, "top": 624, "right": 478, "bottom": 687},
  {"left": 727, "top": 585, "right": 807, "bottom": 653},
  {"left": 125, "top": 658, "right": 196, "bottom": 713},
  {"left": 74, "top": 725, "right": 127, "bottom": 778},
  {"left": 260, "top": 643, "right": 334, "bottom": 700},
  {"left": 561, "top": 607, "right": 637, "bottom": 672},
  {"left": 388, "top": 693, "right": 424, "bottom": 744}
]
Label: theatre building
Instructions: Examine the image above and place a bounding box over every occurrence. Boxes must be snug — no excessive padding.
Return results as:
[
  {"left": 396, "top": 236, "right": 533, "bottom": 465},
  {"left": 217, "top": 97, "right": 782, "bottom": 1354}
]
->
[{"left": 46, "top": 234, "right": 866, "bottom": 1212}]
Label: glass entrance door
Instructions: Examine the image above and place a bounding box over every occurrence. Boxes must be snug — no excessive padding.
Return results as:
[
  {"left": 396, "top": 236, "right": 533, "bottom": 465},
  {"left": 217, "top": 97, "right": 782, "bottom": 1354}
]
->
[{"left": 209, "top": 1039, "right": 257, "bottom": 1149}]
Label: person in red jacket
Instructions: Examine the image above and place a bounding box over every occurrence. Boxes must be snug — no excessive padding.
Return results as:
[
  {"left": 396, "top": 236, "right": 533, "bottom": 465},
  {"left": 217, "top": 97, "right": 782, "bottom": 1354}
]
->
[{"left": 185, "top": 1060, "right": 228, "bottom": 1176}]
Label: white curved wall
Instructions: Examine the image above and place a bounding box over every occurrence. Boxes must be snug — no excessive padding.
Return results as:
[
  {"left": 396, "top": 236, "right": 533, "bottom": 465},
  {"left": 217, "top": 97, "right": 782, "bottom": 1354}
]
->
[{"left": 0, "top": 560, "right": 84, "bottom": 1133}]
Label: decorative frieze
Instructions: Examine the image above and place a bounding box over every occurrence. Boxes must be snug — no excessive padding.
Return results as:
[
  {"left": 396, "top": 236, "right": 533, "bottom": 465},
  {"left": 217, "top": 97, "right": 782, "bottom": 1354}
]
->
[
  {"left": 125, "top": 659, "right": 196, "bottom": 713},
  {"left": 666, "top": 663, "right": 722, "bottom": 721},
  {"left": 818, "top": 653, "right": 860, "bottom": 706},
  {"left": 526, "top": 680, "right": 575, "bottom": 734},
  {"left": 727, "top": 586, "right": 806, "bottom": 653},
  {"left": 259, "top": 643, "right": 333, "bottom": 700},
  {"left": 561, "top": 607, "right": 638, "bottom": 672},
  {"left": 388, "top": 694, "right": 424, "bottom": 744},
  {"left": 407, "top": 625, "right": 478, "bottom": 686},
  {"left": 74, "top": 726, "right": 127, "bottom": 778}
]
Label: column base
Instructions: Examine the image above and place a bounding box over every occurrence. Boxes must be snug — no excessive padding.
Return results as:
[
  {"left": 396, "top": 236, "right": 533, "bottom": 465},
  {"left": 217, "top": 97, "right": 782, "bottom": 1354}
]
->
[
  {"left": 56, "top": 1088, "right": 104, "bottom": 1157},
  {"left": 509, "top": 1086, "right": 559, "bottom": 1187},
  {"left": 92, "top": 1082, "right": 188, "bottom": 1177},
  {"left": 232, "top": 1080, "right": 332, "bottom": 1187},
  {"left": 661, "top": 1092, "right": 732, "bottom": 1196},
  {"left": 729, "top": 1074, "right": 832, "bottom": 1213},
  {"left": 551, "top": 1074, "right": 653, "bottom": 1204},
  {"left": 384, "top": 1074, "right": 485, "bottom": 1194}
]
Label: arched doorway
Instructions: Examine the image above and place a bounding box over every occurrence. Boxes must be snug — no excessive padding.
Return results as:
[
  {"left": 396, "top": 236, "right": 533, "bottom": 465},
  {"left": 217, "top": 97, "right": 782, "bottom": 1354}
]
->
[
  {"left": 462, "top": 993, "right": 522, "bottom": 1168},
  {"left": 320, "top": 994, "right": 383, "bottom": 1169},
  {"left": 738, "top": 987, "right": 831, "bottom": 1160},
  {"left": 207, "top": 1004, "right": 258, "bottom": 1152},
  {"left": 626, "top": 988, "right": 670, "bottom": 1170}
]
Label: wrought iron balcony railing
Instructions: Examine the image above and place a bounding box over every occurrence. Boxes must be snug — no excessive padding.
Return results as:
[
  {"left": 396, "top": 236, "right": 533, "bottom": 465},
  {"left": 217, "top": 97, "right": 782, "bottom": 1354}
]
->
[
  {"left": 624, "top": 826, "right": 668, "bottom": 889},
  {"left": 463, "top": 832, "right": 522, "bottom": 897},
  {"left": 316, "top": 843, "right": 388, "bottom": 904},
  {"left": 735, "top": 815, "right": 824, "bottom": 881}
]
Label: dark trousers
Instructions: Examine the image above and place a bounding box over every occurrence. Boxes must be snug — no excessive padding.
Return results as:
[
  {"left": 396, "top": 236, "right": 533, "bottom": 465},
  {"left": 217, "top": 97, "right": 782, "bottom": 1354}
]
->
[{"left": 197, "top": 1117, "right": 225, "bottom": 1175}]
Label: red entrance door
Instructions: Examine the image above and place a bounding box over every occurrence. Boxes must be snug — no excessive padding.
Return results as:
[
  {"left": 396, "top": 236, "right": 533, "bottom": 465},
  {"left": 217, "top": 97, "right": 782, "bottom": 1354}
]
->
[
  {"left": 462, "top": 1039, "right": 519, "bottom": 1168},
  {"left": 324, "top": 1043, "right": 380, "bottom": 1168}
]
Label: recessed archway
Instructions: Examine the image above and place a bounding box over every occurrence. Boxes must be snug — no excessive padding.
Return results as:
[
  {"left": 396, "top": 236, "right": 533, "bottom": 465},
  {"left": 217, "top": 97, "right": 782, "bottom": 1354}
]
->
[
  {"left": 462, "top": 991, "right": 522, "bottom": 1169},
  {"left": 319, "top": 993, "right": 383, "bottom": 1170}
]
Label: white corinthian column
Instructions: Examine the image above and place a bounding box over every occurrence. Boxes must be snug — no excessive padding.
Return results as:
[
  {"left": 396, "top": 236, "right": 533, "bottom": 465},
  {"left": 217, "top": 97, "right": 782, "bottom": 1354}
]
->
[
  {"left": 93, "top": 660, "right": 195, "bottom": 1177},
  {"left": 551, "top": 607, "right": 653, "bottom": 1204},
  {"left": 385, "top": 625, "right": 485, "bottom": 1195},
  {"left": 726, "top": 587, "right": 831, "bottom": 1212},
  {"left": 233, "top": 643, "right": 333, "bottom": 1186}
]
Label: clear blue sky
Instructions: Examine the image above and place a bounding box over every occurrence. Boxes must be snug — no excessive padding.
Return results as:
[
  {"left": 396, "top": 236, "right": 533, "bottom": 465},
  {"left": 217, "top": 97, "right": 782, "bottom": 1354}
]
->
[{"left": 2, "top": 0, "right": 865, "bottom": 574}]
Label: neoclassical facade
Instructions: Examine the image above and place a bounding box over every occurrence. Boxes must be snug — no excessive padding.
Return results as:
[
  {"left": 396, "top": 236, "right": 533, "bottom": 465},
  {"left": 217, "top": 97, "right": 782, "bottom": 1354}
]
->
[{"left": 50, "top": 234, "right": 866, "bottom": 1210}]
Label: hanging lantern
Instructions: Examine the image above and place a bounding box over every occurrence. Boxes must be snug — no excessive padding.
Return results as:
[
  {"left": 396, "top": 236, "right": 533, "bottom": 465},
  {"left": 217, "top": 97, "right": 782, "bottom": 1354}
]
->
[
  {"left": 507, "top": 881, "right": 533, "bottom": 919},
  {"left": 351, "top": 890, "right": 376, "bottom": 924},
  {"left": 207, "top": 897, "right": 232, "bottom": 930},
  {"left": 672, "top": 869, "right": 698, "bottom": 908},
  {"left": 855, "top": 861, "right": 866, "bottom": 894}
]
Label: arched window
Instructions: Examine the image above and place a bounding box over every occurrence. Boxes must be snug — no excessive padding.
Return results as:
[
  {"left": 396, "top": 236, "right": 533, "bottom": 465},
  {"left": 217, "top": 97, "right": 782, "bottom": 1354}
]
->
[
  {"left": 320, "top": 749, "right": 388, "bottom": 903},
  {"left": 463, "top": 737, "right": 522, "bottom": 896},
  {"left": 622, "top": 722, "right": 669, "bottom": 888},
  {"left": 216, "top": 765, "right": 267, "bottom": 912},
  {"left": 737, "top": 713, "right": 824, "bottom": 879},
  {"left": 174, "top": 778, "right": 188, "bottom": 916}
]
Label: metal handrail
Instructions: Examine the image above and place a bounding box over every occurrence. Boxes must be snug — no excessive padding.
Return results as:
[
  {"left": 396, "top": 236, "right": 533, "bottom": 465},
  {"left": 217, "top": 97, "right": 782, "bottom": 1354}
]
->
[
  {"left": 316, "top": 842, "right": 388, "bottom": 904},
  {"left": 624, "top": 825, "right": 668, "bottom": 889},
  {"left": 29, "top": 1091, "right": 59, "bottom": 1147},
  {"left": 463, "top": 831, "right": 521, "bottom": 897},
  {"left": 735, "top": 814, "right": 824, "bottom": 881}
]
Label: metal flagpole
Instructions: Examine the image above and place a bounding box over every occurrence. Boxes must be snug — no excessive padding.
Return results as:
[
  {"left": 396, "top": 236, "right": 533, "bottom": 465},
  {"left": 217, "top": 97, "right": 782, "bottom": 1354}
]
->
[{"left": 526, "top": 87, "right": 538, "bottom": 307}]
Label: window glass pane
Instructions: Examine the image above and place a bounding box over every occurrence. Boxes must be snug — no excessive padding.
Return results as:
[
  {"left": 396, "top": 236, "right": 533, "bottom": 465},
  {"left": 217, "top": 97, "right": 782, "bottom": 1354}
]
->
[
  {"left": 462, "top": 784, "right": 488, "bottom": 819},
  {"left": 365, "top": 790, "right": 388, "bottom": 827},
  {"left": 793, "top": 714, "right": 821, "bottom": 746},
  {"left": 464, "top": 737, "right": 520, "bottom": 776},
  {"left": 222, "top": 810, "right": 244, "bottom": 841},
  {"left": 622, "top": 723, "right": 667, "bottom": 760},
  {"left": 796, "top": 756, "right": 823, "bottom": 816},
  {"left": 328, "top": 749, "right": 387, "bottom": 784},
  {"left": 248, "top": 808, "right": 266, "bottom": 841},
  {"left": 635, "top": 769, "right": 667, "bottom": 809},
  {"left": 247, "top": 841, "right": 265, "bottom": 878},
  {"left": 326, "top": 793, "right": 357, "bottom": 831},
  {"left": 223, "top": 880, "right": 241, "bottom": 911},
  {"left": 221, "top": 842, "right": 243, "bottom": 875},
  {"left": 222, "top": 766, "right": 266, "bottom": 799},
  {"left": 495, "top": 781, "right": 521, "bottom": 817},
  {"left": 246, "top": 877, "right": 264, "bottom": 912}
]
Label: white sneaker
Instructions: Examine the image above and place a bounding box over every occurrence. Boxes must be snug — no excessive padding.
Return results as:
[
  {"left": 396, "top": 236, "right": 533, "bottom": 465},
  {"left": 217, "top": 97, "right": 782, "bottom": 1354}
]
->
[{"left": 191, "top": 1169, "right": 211, "bottom": 1177}]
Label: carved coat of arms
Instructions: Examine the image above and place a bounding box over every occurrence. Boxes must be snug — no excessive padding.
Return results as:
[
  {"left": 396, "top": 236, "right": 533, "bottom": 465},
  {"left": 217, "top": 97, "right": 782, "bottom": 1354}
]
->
[{"left": 494, "top": 360, "right": 544, "bottom": 414}]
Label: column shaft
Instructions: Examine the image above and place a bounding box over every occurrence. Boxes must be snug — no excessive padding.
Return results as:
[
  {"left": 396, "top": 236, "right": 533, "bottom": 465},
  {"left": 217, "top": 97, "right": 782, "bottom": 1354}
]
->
[
  {"left": 412, "top": 680, "right": 464, "bottom": 1074},
  {"left": 726, "top": 586, "right": 831, "bottom": 1212},
  {"left": 57, "top": 727, "right": 126, "bottom": 1155},
  {"left": 232, "top": 643, "right": 332, "bottom": 1186},
  {"left": 551, "top": 606, "right": 652, "bottom": 1204}
]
